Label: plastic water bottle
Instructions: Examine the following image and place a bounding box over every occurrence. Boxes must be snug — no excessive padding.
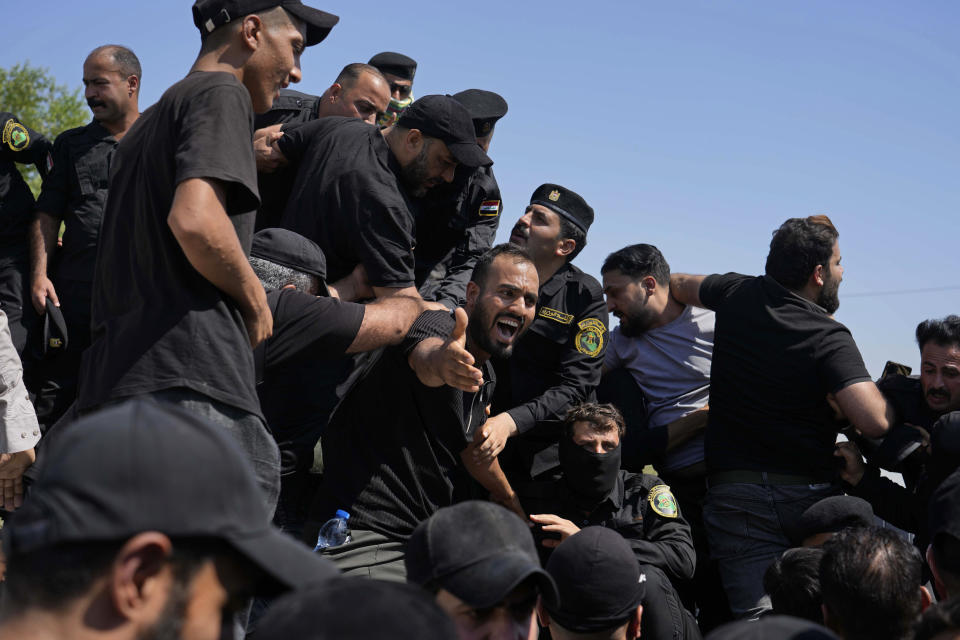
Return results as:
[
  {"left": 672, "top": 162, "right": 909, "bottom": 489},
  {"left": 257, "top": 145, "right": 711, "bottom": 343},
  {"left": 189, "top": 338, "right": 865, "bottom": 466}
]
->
[{"left": 314, "top": 509, "right": 351, "bottom": 551}]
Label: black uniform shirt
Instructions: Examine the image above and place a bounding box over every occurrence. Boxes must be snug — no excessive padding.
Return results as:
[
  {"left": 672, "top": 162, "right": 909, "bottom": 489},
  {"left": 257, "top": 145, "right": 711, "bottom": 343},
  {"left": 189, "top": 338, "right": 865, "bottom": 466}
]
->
[
  {"left": 253, "top": 89, "right": 321, "bottom": 230},
  {"left": 526, "top": 471, "right": 696, "bottom": 582},
  {"left": 35, "top": 120, "right": 118, "bottom": 283},
  {"left": 255, "top": 287, "right": 365, "bottom": 475},
  {"left": 1, "top": 113, "right": 52, "bottom": 253},
  {"left": 699, "top": 273, "right": 872, "bottom": 477},
  {"left": 318, "top": 313, "right": 495, "bottom": 541},
  {"left": 492, "top": 262, "right": 609, "bottom": 478},
  {"left": 277, "top": 117, "right": 415, "bottom": 288},
  {"left": 78, "top": 71, "right": 261, "bottom": 416},
  {"left": 413, "top": 163, "right": 501, "bottom": 309},
  {"left": 878, "top": 374, "right": 940, "bottom": 431}
]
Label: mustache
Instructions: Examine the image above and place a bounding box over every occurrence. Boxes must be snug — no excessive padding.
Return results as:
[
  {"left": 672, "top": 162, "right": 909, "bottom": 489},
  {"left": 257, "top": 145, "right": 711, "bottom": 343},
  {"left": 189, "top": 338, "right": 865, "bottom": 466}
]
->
[
  {"left": 510, "top": 224, "right": 528, "bottom": 238},
  {"left": 927, "top": 388, "right": 950, "bottom": 398}
]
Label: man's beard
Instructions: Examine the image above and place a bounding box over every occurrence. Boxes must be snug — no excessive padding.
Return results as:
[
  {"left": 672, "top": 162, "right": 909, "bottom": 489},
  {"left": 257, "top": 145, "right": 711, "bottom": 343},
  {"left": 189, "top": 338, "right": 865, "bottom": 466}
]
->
[
  {"left": 469, "top": 301, "right": 523, "bottom": 359},
  {"left": 399, "top": 142, "right": 431, "bottom": 197},
  {"left": 136, "top": 572, "right": 193, "bottom": 640},
  {"left": 615, "top": 299, "right": 657, "bottom": 338},
  {"left": 817, "top": 272, "right": 840, "bottom": 314}
]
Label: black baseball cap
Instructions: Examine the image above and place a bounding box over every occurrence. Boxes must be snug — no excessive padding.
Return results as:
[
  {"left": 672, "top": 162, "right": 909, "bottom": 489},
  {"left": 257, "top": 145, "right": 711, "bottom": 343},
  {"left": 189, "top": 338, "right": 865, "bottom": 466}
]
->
[
  {"left": 192, "top": 0, "right": 339, "bottom": 46},
  {"left": 396, "top": 95, "right": 492, "bottom": 168},
  {"left": 544, "top": 527, "right": 645, "bottom": 633},
  {"left": 42, "top": 298, "right": 68, "bottom": 356},
  {"left": 530, "top": 183, "right": 595, "bottom": 234},
  {"left": 405, "top": 501, "right": 559, "bottom": 609},
  {"left": 797, "top": 496, "right": 875, "bottom": 542},
  {"left": 368, "top": 52, "right": 417, "bottom": 80},
  {"left": 3, "top": 400, "right": 338, "bottom": 593},
  {"left": 251, "top": 228, "right": 329, "bottom": 295},
  {"left": 254, "top": 577, "right": 457, "bottom": 640},
  {"left": 453, "top": 89, "right": 508, "bottom": 138},
  {"left": 706, "top": 615, "right": 839, "bottom": 639}
]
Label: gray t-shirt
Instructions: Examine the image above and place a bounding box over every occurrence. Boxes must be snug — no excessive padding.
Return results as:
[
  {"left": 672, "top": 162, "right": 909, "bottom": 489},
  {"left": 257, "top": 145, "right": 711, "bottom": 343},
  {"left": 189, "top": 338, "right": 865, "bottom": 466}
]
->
[{"left": 606, "top": 305, "right": 714, "bottom": 472}]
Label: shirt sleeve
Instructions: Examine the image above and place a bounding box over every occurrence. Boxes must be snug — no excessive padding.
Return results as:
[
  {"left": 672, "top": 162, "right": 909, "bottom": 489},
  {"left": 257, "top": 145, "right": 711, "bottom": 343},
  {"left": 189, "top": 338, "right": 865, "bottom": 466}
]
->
[
  {"left": 506, "top": 283, "right": 610, "bottom": 434},
  {"left": 0, "top": 312, "right": 40, "bottom": 454},
  {"left": 605, "top": 328, "right": 626, "bottom": 371},
  {"left": 624, "top": 476, "right": 696, "bottom": 581},
  {"left": 698, "top": 272, "right": 748, "bottom": 311},
  {"left": 175, "top": 82, "right": 259, "bottom": 215},
  {"left": 277, "top": 118, "right": 326, "bottom": 166},
  {"left": 265, "top": 290, "right": 365, "bottom": 368},
  {"left": 0, "top": 113, "right": 53, "bottom": 176},
  {"left": 817, "top": 325, "right": 873, "bottom": 393},
  {"left": 35, "top": 131, "right": 73, "bottom": 217}
]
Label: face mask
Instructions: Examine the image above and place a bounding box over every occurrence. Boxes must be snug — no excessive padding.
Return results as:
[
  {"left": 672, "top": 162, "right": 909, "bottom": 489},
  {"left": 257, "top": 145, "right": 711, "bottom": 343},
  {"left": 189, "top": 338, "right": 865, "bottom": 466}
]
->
[
  {"left": 559, "top": 436, "right": 622, "bottom": 510},
  {"left": 378, "top": 94, "right": 414, "bottom": 128}
]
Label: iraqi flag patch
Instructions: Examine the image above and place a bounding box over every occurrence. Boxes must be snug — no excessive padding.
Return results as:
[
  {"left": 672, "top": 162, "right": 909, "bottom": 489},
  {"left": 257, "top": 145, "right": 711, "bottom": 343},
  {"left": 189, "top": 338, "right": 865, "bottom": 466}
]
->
[{"left": 479, "top": 200, "right": 500, "bottom": 216}]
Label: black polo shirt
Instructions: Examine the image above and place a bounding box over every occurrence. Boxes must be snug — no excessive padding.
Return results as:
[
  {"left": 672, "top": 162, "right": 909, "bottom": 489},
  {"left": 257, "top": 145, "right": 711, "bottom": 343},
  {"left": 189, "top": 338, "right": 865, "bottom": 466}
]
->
[
  {"left": 277, "top": 117, "right": 415, "bottom": 288},
  {"left": 316, "top": 313, "right": 495, "bottom": 541},
  {"left": 492, "top": 262, "right": 609, "bottom": 479},
  {"left": 700, "top": 273, "right": 872, "bottom": 478},
  {"left": 1, "top": 113, "right": 52, "bottom": 254},
  {"left": 255, "top": 287, "right": 365, "bottom": 475},
  {"left": 413, "top": 163, "right": 502, "bottom": 309},
  {"left": 35, "top": 120, "right": 118, "bottom": 283},
  {"left": 78, "top": 71, "right": 262, "bottom": 416}
]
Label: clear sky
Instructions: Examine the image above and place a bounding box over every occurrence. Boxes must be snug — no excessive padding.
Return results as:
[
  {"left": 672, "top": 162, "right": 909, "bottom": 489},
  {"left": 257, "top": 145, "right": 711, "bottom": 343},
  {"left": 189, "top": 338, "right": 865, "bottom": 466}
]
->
[{"left": 3, "top": 1, "right": 957, "bottom": 377}]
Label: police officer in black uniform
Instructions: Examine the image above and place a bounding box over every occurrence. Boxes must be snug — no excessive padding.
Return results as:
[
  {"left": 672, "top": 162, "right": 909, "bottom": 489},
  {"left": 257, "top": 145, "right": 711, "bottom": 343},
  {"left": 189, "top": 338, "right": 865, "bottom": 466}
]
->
[
  {"left": 414, "top": 89, "right": 507, "bottom": 309},
  {"left": 28, "top": 45, "right": 141, "bottom": 427},
  {"left": 478, "top": 183, "right": 608, "bottom": 484},
  {"left": 368, "top": 52, "right": 417, "bottom": 127},
  {"left": 0, "top": 113, "right": 52, "bottom": 354},
  {"left": 525, "top": 403, "right": 701, "bottom": 640}
]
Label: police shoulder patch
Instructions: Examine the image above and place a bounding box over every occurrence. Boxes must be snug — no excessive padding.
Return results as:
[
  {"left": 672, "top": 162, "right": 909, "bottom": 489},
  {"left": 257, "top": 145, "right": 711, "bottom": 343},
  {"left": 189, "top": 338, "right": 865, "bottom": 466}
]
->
[
  {"left": 2, "top": 119, "right": 29, "bottom": 151},
  {"left": 538, "top": 306, "right": 574, "bottom": 324},
  {"left": 574, "top": 317, "right": 606, "bottom": 357},
  {"left": 648, "top": 485, "right": 678, "bottom": 518}
]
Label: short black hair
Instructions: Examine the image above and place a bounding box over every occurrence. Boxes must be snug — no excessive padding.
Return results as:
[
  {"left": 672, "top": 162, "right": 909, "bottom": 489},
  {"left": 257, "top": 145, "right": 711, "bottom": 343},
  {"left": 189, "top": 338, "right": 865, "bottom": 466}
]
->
[
  {"left": 763, "top": 547, "right": 824, "bottom": 624},
  {"left": 916, "top": 316, "right": 960, "bottom": 352},
  {"left": 335, "top": 62, "right": 385, "bottom": 88},
  {"left": 89, "top": 44, "right": 142, "bottom": 82},
  {"left": 563, "top": 402, "right": 626, "bottom": 439},
  {"left": 470, "top": 244, "right": 535, "bottom": 289},
  {"left": 601, "top": 244, "right": 670, "bottom": 285},
  {"left": 820, "top": 527, "right": 922, "bottom": 640},
  {"left": 558, "top": 216, "right": 586, "bottom": 262},
  {"left": 915, "top": 596, "right": 960, "bottom": 640},
  {"left": 764, "top": 215, "right": 838, "bottom": 290}
]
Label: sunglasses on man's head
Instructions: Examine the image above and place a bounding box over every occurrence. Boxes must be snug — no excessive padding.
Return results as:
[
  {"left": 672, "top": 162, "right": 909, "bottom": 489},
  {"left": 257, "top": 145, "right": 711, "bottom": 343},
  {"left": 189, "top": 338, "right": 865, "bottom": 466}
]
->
[{"left": 390, "top": 82, "right": 412, "bottom": 99}]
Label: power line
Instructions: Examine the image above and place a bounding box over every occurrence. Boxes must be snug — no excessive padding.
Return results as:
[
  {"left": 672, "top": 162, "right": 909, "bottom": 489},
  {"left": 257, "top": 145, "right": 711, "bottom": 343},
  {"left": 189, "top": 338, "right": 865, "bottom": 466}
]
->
[{"left": 844, "top": 285, "right": 960, "bottom": 299}]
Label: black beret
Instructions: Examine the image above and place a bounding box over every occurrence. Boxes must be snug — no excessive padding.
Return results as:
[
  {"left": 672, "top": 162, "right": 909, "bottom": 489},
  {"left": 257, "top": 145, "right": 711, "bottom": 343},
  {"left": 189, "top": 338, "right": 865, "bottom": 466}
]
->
[
  {"left": 706, "top": 615, "right": 840, "bottom": 640},
  {"left": 530, "top": 183, "right": 594, "bottom": 234},
  {"left": 253, "top": 577, "right": 457, "bottom": 640},
  {"left": 544, "top": 527, "right": 645, "bottom": 633},
  {"left": 797, "top": 496, "right": 874, "bottom": 541},
  {"left": 453, "top": 89, "right": 508, "bottom": 137},
  {"left": 368, "top": 51, "right": 417, "bottom": 80}
]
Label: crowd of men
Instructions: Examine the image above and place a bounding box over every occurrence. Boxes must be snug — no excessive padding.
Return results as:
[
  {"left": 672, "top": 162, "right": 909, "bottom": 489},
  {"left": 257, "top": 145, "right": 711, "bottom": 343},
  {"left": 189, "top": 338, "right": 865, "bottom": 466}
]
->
[{"left": 0, "top": 1, "right": 958, "bottom": 638}]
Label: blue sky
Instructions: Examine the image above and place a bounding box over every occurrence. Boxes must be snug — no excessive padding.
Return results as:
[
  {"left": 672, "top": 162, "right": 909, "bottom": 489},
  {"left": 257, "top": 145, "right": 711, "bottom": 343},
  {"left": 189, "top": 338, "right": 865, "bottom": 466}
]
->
[{"left": 4, "top": 1, "right": 957, "bottom": 376}]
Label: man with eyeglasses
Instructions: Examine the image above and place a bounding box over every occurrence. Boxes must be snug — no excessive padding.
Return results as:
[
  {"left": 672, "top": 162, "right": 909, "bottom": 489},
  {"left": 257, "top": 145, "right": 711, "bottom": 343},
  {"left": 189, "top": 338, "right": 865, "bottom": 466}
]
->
[
  {"left": 369, "top": 51, "right": 417, "bottom": 127},
  {"left": 307, "top": 245, "right": 539, "bottom": 580}
]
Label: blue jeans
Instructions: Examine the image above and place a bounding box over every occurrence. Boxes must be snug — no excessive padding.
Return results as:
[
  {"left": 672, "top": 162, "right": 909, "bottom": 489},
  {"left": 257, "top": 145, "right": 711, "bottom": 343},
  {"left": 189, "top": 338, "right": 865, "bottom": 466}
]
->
[{"left": 703, "top": 480, "right": 839, "bottom": 619}]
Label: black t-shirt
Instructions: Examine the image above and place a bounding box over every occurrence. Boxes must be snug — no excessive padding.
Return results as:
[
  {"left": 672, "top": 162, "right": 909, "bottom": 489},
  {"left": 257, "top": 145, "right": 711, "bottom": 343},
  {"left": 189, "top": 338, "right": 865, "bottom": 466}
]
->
[
  {"left": 699, "top": 273, "right": 872, "bottom": 477},
  {"left": 78, "top": 71, "right": 262, "bottom": 416},
  {"left": 277, "top": 117, "right": 416, "bottom": 288},
  {"left": 35, "top": 120, "right": 117, "bottom": 282},
  {"left": 256, "top": 288, "right": 365, "bottom": 475},
  {"left": 317, "top": 313, "right": 494, "bottom": 541},
  {"left": 0, "top": 113, "right": 52, "bottom": 254}
]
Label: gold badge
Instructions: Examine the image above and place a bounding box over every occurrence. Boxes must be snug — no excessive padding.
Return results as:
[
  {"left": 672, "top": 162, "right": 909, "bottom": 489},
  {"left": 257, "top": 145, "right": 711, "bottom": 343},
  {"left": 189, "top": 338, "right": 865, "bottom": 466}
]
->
[
  {"left": 3, "top": 119, "right": 30, "bottom": 151},
  {"left": 48, "top": 338, "right": 63, "bottom": 349},
  {"left": 648, "top": 485, "right": 678, "bottom": 518},
  {"left": 574, "top": 318, "right": 606, "bottom": 357},
  {"left": 548, "top": 189, "right": 560, "bottom": 202},
  {"left": 538, "top": 306, "right": 574, "bottom": 325}
]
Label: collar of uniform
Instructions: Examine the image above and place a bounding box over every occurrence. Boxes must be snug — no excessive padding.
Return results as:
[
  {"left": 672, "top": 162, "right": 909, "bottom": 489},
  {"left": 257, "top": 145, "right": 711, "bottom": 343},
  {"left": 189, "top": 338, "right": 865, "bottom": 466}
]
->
[
  {"left": 760, "top": 274, "right": 829, "bottom": 315},
  {"left": 86, "top": 119, "right": 119, "bottom": 144},
  {"left": 539, "top": 262, "right": 574, "bottom": 298}
]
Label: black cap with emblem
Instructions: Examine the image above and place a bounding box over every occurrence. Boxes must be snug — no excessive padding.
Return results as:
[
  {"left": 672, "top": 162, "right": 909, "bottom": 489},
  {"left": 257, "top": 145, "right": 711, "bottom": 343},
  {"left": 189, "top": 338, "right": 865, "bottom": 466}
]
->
[
  {"left": 530, "top": 183, "right": 594, "bottom": 234},
  {"left": 192, "top": 0, "right": 339, "bottom": 46},
  {"left": 368, "top": 52, "right": 418, "bottom": 80},
  {"left": 453, "top": 89, "right": 508, "bottom": 138}
]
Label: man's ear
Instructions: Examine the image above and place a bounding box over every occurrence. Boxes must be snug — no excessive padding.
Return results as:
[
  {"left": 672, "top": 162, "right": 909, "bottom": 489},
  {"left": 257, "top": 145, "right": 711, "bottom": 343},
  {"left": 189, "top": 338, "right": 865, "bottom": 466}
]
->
[
  {"left": 329, "top": 83, "right": 343, "bottom": 100},
  {"left": 555, "top": 237, "right": 576, "bottom": 259},
  {"left": 927, "top": 546, "right": 948, "bottom": 599},
  {"left": 239, "top": 15, "right": 264, "bottom": 51},
  {"left": 535, "top": 596, "right": 550, "bottom": 628},
  {"left": 465, "top": 281, "right": 480, "bottom": 313},
  {"left": 641, "top": 275, "right": 658, "bottom": 295},
  {"left": 405, "top": 128, "right": 424, "bottom": 153},
  {"left": 126, "top": 74, "right": 139, "bottom": 98},
  {"left": 110, "top": 532, "right": 174, "bottom": 623},
  {"left": 920, "top": 584, "right": 933, "bottom": 612},
  {"left": 812, "top": 263, "right": 826, "bottom": 287},
  {"left": 627, "top": 604, "right": 643, "bottom": 639}
]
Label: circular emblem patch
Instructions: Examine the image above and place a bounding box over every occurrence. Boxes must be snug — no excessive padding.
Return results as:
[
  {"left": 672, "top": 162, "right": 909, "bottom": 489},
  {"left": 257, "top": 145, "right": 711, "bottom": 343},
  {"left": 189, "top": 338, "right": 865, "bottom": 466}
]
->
[
  {"left": 3, "top": 119, "right": 30, "bottom": 151},
  {"left": 574, "top": 318, "right": 606, "bottom": 357},
  {"left": 648, "top": 485, "right": 678, "bottom": 518}
]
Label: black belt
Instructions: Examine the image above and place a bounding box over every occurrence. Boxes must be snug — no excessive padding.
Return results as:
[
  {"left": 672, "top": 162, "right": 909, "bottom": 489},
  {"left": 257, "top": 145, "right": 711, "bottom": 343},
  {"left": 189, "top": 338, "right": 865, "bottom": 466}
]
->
[{"left": 707, "top": 470, "right": 829, "bottom": 487}]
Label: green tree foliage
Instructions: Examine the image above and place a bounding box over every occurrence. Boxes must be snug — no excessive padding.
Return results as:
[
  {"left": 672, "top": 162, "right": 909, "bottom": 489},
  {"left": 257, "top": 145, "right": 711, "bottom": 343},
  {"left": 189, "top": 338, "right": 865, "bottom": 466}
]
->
[{"left": 1, "top": 62, "right": 87, "bottom": 196}]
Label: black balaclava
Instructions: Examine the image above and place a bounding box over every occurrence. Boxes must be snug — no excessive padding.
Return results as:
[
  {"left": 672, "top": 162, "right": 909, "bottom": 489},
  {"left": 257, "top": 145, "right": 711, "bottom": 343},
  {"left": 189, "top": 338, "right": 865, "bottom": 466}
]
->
[{"left": 559, "top": 433, "right": 622, "bottom": 511}]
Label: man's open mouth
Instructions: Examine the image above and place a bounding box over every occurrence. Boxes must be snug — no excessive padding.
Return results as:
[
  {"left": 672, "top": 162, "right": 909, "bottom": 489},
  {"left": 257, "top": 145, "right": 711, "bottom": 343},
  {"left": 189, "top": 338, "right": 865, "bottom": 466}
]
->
[{"left": 495, "top": 315, "right": 522, "bottom": 342}]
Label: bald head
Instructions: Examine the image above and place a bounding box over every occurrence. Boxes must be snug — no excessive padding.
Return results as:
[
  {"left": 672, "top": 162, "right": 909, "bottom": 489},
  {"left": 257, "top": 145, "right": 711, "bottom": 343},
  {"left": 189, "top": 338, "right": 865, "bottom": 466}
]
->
[{"left": 318, "top": 63, "right": 390, "bottom": 124}]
